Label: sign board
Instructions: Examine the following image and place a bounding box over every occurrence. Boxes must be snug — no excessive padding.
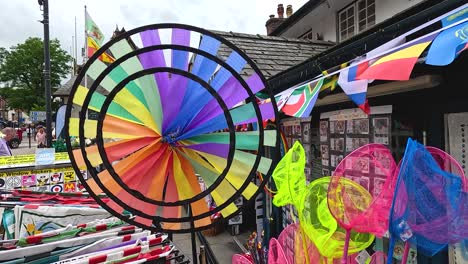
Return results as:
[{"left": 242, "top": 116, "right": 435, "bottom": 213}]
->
[
  {"left": 35, "top": 148, "right": 56, "bottom": 165},
  {"left": 0, "top": 153, "right": 69, "bottom": 169},
  {"left": 30, "top": 111, "right": 47, "bottom": 123}
]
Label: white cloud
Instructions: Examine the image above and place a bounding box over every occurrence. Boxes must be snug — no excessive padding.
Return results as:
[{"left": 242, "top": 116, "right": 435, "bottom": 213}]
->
[{"left": 0, "top": 0, "right": 307, "bottom": 62}]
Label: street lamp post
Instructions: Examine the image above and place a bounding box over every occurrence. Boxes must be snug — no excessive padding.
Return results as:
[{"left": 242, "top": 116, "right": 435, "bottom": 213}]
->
[{"left": 39, "top": 0, "right": 52, "bottom": 147}]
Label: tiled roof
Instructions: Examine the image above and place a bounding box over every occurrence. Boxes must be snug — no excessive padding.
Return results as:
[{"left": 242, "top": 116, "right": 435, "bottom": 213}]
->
[
  {"left": 54, "top": 75, "right": 77, "bottom": 96},
  {"left": 54, "top": 30, "right": 334, "bottom": 97},
  {"left": 54, "top": 75, "right": 108, "bottom": 97},
  {"left": 211, "top": 30, "right": 334, "bottom": 79}
]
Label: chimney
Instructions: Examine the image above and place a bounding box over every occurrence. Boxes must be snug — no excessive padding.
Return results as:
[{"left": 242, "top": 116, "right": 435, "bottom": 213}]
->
[
  {"left": 286, "top": 5, "right": 293, "bottom": 17},
  {"left": 277, "top": 4, "right": 284, "bottom": 18},
  {"left": 266, "top": 4, "right": 288, "bottom": 35}
]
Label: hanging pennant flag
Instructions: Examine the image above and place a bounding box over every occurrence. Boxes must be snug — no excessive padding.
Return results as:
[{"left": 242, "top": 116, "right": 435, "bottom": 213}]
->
[
  {"left": 348, "top": 37, "right": 406, "bottom": 82},
  {"left": 357, "top": 33, "right": 437, "bottom": 81},
  {"left": 274, "top": 87, "right": 295, "bottom": 111},
  {"left": 347, "top": 61, "right": 369, "bottom": 82},
  {"left": 318, "top": 71, "right": 339, "bottom": 99},
  {"left": 282, "top": 79, "right": 324, "bottom": 118},
  {"left": 426, "top": 21, "right": 468, "bottom": 66},
  {"left": 85, "top": 9, "right": 115, "bottom": 63},
  {"left": 442, "top": 6, "right": 468, "bottom": 27},
  {"left": 338, "top": 64, "right": 370, "bottom": 114}
]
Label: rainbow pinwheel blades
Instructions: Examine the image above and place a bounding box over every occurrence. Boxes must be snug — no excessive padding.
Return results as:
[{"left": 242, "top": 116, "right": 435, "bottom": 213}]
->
[{"left": 64, "top": 24, "right": 280, "bottom": 232}]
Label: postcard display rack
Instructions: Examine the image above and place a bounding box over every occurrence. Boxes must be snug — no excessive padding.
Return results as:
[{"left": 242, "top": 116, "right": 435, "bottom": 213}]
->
[
  {"left": 279, "top": 117, "right": 313, "bottom": 228},
  {"left": 319, "top": 106, "right": 393, "bottom": 184}
]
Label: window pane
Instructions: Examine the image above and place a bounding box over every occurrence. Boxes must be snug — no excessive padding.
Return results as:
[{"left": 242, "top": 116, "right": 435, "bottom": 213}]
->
[
  {"left": 340, "top": 12, "right": 346, "bottom": 21},
  {"left": 359, "top": 10, "right": 366, "bottom": 20},
  {"left": 349, "top": 26, "right": 355, "bottom": 34},
  {"left": 340, "top": 21, "right": 347, "bottom": 30},
  {"left": 368, "top": 15, "right": 375, "bottom": 25},
  {"left": 368, "top": 3, "right": 375, "bottom": 15},
  {"left": 341, "top": 31, "right": 347, "bottom": 39},
  {"left": 359, "top": 20, "right": 366, "bottom": 31},
  {"left": 358, "top": 0, "right": 365, "bottom": 10},
  {"left": 348, "top": 7, "right": 354, "bottom": 16}
]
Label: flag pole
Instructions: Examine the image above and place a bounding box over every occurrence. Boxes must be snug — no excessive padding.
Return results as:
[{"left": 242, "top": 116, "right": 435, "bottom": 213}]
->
[
  {"left": 74, "top": 16, "right": 78, "bottom": 69},
  {"left": 84, "top": 5, "right": 88, "bottom": 120}
]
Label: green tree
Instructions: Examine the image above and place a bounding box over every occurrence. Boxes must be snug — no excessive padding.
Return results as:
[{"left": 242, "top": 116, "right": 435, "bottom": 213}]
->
[{"left": 0, "top": 37, "right": 71, "bottom": 112}]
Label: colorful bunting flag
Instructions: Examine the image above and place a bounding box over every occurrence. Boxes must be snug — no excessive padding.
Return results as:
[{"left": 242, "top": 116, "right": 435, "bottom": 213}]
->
[
  {"left": 442, "top": 6, "right": 468, "bottom": 27},
  {"left": 357, "top": 34, "right": 437, "bottom": 81},
  {"left": 338, "top": 63, "right": 370, "bottom": 114},
  {"left": 282, "top": 79, "right": 324, "bottom": 118},
  {"left": 274, "top": 88, "right": 295, "bottom": 111},
  {"left": 347, "top": 62, "right": 369, "bottom": 82},
  {"left": 426, "top": 21, "right": 468, "bottom": 66}
]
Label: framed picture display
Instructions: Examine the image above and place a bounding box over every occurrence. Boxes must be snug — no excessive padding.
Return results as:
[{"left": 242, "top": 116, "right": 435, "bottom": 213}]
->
[{"left": 319, "top": 105, "right": 392, "bottom": 177}]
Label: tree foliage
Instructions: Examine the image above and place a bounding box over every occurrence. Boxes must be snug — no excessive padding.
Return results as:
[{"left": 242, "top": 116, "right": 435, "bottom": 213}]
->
[{"left": 0, "top": 37, "right": 71, "bottom": 112}]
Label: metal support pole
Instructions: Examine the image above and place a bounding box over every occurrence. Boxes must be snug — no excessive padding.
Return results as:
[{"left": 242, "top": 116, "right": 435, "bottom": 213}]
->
[
  {"left": 189, "top": 208, "right": 198, "bottom": 264},
  {"left": 28, "top": 126, "right": 31, "bottom": 148},
  {"left": 41, "top": 0, "right": 53, "bottom": 147},
  {"left": 199, "top": 245, "right": 206, "bottom": 264}
]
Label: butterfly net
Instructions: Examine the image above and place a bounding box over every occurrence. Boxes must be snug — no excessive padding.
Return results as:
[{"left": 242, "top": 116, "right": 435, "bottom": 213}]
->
[
  {"left": 278, "top": 223, "right": 321, "bottom": 264},
  {"left": 268, "top": 238, "right": 289, "bottom": 264},
  {"left": 388, "top": 138, "right": 467, "bottom": 258},
  {"left": 232, "top": 254, "right": 253, "bottom": 264},
  {"left": 300, "top": 177, "right": 374, "bottom": 259},
  {"left": 330, "top": 144, "right": 397, "bottom": 236},
  {"left": 272, "top": 141, "right": 306, "bottom": 208}
]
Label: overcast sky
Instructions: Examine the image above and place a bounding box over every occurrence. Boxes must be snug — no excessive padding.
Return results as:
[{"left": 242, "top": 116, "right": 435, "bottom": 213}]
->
[{"left": 0, "top": 0, "right": 307, "bottom": 61}]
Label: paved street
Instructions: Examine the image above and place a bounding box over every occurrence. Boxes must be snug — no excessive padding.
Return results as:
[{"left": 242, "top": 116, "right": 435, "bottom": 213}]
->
[
  {"left": 10, "top": 130, "right": 37, "bottom": 156},
  {"left": 173, "top": 230, "right": 250, "bottom": 263}
]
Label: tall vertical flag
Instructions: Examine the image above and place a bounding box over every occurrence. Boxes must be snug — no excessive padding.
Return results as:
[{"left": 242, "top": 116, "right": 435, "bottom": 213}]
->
[
  {"left": 282, "top": 79, "right": 324, "bottom": 118},
  {"left": 426, "top": 21, "right": 468, "bottom": 66},
  {"left": 85, "top": 9, "right": 115, "bottom": 63}
]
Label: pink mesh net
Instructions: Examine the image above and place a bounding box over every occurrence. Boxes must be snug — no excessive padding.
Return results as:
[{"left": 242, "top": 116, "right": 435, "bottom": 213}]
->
[
  {"left": 329, "top": 144, "right": 398, "bottom": 236},
  {"left": 369, "top": 251, "right": 385, "bottom": 264},
  {"left": 268, "top": 238, "right": 289, "bottom": 264},
  {"left": 232, "top": 254, "right": 253, "bottom": 264},
  {"left": 278, "top": 223, "right": 321, "bottom": 264},
  {"left": 426, "top": 146, "right": 467, "bottom": 189}
]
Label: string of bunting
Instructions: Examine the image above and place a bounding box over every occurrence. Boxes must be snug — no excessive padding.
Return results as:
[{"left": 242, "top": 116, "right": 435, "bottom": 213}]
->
[{"left": 268, "top": 4, "right": 468, "bottom": 117}]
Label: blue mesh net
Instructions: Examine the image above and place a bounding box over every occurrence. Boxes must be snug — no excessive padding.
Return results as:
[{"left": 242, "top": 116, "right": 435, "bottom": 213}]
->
[{"left": 387, "top": 138, "right": 467, "bottom": 263}]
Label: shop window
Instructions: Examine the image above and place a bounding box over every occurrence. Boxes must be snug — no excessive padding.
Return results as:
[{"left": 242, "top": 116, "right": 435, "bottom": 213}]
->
[{"left": 338, "top": 0, "right": 375, "bottom": 41}]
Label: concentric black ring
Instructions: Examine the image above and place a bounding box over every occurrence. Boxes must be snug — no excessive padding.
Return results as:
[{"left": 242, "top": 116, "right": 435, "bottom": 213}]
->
[{"left": 65, "top": 23, "right": 281, "bottom": 232}]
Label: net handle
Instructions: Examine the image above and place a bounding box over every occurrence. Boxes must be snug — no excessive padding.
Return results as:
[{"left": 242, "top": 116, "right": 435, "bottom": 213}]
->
[
  {"left": 300, "top": 225, "right": 311, "bottom": 264},
  {"left": 401, "top": 241, "right": 410, "bottom": 264},
  {"left": 341, "top": 229, "right": 351, "bottom": 264}
]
